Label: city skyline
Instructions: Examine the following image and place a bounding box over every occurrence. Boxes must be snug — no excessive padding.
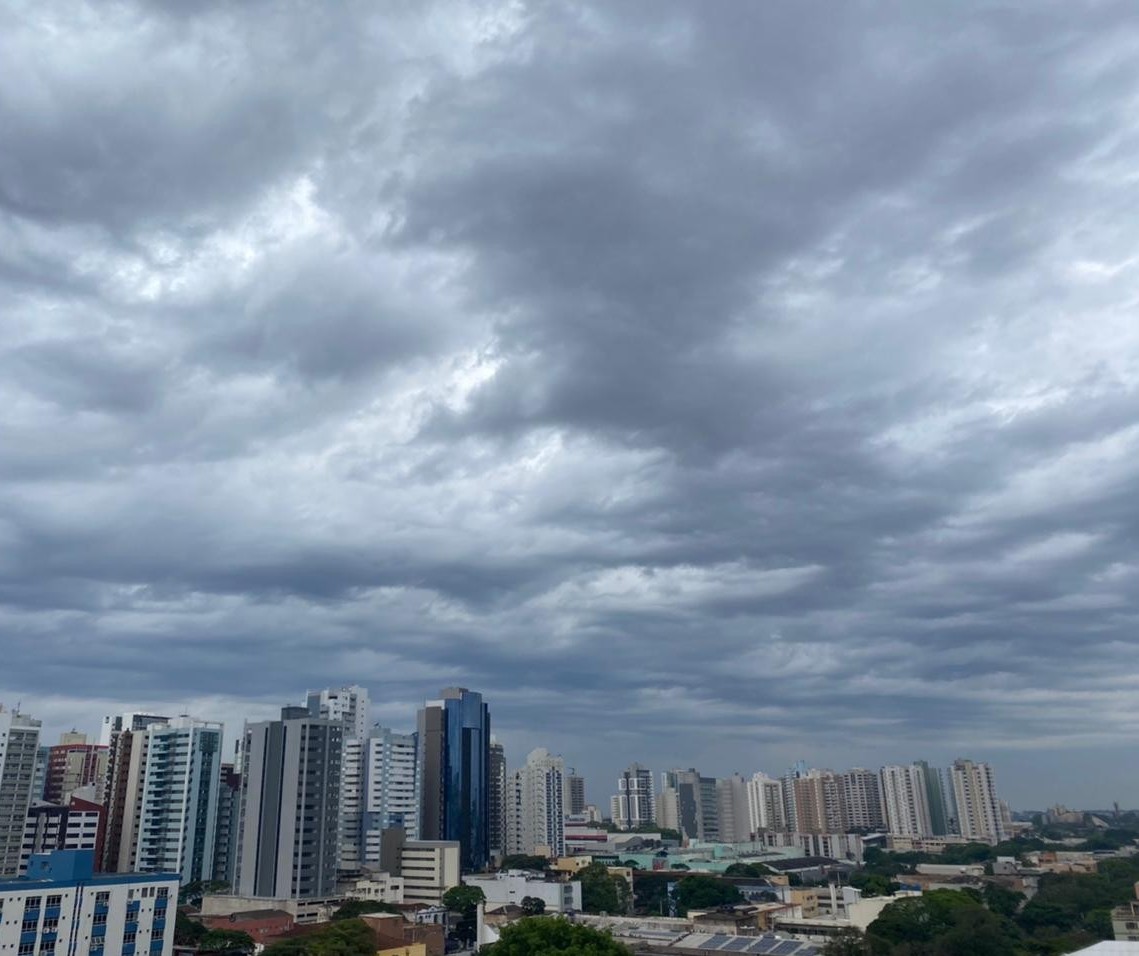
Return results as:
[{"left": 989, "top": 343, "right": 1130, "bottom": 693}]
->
[
  {"left": 5, "top": 2, "right": 1139, "bottom": 814},
  {"left": 0, "top": 694, "right": 1098, "bottom": 814}
]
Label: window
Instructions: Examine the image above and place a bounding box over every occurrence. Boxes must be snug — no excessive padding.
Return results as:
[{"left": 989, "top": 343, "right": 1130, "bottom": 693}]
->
[
  {"left": 45, "top": 895, "right": 61, "bottom": 908},
  {"left": 95, "top": 891, "right": 110, "bottom": 906},
  {"left": 123, "top": 931, "right": 137, "bottom": 945},
  {"left": 25, "top": 896, "right": 42, "bottom": 911},
  {"left": 93, "top": 911, "right": 107, "bottom": 926}
]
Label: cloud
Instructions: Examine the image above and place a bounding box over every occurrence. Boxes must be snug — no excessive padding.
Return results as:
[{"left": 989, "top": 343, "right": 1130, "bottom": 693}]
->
[{"left": 2, "top": 0, "right": 1139, "bottom": 808}]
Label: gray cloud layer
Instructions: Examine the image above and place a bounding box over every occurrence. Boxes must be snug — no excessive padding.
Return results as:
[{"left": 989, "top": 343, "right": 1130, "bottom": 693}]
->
[{"left": 4, "top": 1, "right": 1139, "bottom": 807}]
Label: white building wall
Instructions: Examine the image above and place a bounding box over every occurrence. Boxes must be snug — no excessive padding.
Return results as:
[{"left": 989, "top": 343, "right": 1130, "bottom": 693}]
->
[
  {"left": 462, "top": 871, "right": 581, "bottom": 913},
  {"left": 880, "top": 765, "right": 933, "bottom": 838},
  {"left": 0, "top": 854, "right": 179, "bottom": 956},
  {"left": 746, "top": 773, "right": 786, "bottom": 833}
]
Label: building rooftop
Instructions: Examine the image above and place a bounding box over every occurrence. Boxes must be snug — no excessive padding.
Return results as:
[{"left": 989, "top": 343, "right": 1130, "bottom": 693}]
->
[
  {"left": 0, "top": 850, "right": 178, "bottom": 891},
  {"left": 665, "top": 932, "right": 819, "bottom": 955}
]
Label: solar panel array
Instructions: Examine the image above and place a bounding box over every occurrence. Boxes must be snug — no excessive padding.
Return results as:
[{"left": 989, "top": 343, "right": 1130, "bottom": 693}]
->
[{"left": 673, "top": 933, "right": 820, "bottom": 956}]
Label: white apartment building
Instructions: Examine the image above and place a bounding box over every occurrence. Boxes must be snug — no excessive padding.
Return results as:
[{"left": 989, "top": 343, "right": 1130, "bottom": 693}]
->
[
  {"left": 361, "top": 726, "right": 419, "bottom": 867},
  {"left": 133, "top": 718, "right": 223, "bottom": 883},
  {"left": 307, "top": 686, "right": 370, "bottom": 875},
  {"left": 611, "top": 764, "right": 654, "bottom": 830},
  {"left": 463, "top": 870, "right": 582, "bottom": 913},
  {"left": 746, "top": 773, "right": 787, "bottom": 833},
  {"left": 880, "top": 765, "right": 934, "bottom": 838},
  {"left": 950, "top": 759, "right": 1005, "bottom": 844},
  {"left": 0, "top": 708, "right": 42, "bottom": 878},
  {"left": 507, "top": 748, "right": 565, "bottom": 858},
  {"left": 0, "top": 849, "right": 179, "bottom": 956}
]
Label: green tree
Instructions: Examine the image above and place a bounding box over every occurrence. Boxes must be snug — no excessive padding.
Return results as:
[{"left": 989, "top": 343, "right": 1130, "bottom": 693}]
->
[
  {"left": 484, "top": 916, "right": 631, "bottom": 955},
  {"left": 723, "top": 863, "right": 773, "bottom": 878},
  {"left": 670, "top": 863, "right": 690, "bottom": 871},
  {"left": 199, "top": 929, "right": 256, "bottom": 953},
  {"left": 331, "top": 899, "right": 401, "bottom": 920},
  {"left": 521, "top": 895, "right": 546, "bottom": 916},
  {"left": 674, "top": 875, "right": 743, "bottom": 914},
  {"left": 443, "top": 884, "right": 486, "bottom": 944},
  {"left": 500, "top": 854, "right": 551, "bottom": 871},
  {"left": 175, "top": 910, "right": 208, "bottom": 945},
  {"left": 821, "top": 928, "right": 871, "bottom": 956},
  {"left": 868, "top": 889, "right": 983, "bottom": 950},
  {"left": 261, "top": 919, "right": 376, "bottom": 956},
  {"left": 579, "top": 863, "right": 629, "bottom": 914},
  {"left": 981, "top": 882, "right": 1024, "bottom": 919}
]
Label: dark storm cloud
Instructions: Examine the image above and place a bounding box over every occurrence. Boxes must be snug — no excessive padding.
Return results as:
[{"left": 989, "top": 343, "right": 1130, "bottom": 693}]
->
[{"left": 3, "top": 0, "right": 1139, "bottom": 806}]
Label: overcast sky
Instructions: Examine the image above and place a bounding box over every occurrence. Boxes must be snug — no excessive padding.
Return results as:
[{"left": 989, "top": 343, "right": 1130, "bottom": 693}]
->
[{"left": 4, "top": 1, "right": 1139, "bottom": 810}]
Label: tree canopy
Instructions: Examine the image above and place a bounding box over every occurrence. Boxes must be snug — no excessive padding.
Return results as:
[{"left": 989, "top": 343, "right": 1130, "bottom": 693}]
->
[
  {"left": 261, "top": 919, "right": 376, "bottom": 956},
  {"left": 443, "top": 884, "right": 486, "bottom": 944},
  {"left": 198, "top": 929, "right": 256, "bottom": 953},
  {"left": 500, "top": 854, "right": 551, "bottom": 871},
  {"left": 579, "top": 862, "right": 630, "bottom": 914},
  {"left": 484, "top": 916, "right": 631, "bottom": 956},
  {"left": 674, "top": 875, "right": 743, "bottom": 915},
  {"left": 331, "top": 899, "right": 401, "bottom": 920}
]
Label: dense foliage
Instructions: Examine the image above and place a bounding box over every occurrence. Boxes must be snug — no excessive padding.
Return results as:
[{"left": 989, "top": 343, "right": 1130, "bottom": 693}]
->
[
  {"left": 174, "top": 910, "right": 208, "bottom": 945},
  {"left": 330, "top": 899, "right": 401, "bottom": 920},
  {"left": 723, "top": 862, "right": 775, "bottom": 878},
  {"left": 674, "top": 874, "right": 744, "bottom": 914},
  {"left": 484, "top": 916, "right": 631, "bottom": 955},
  {"left": 261, "top": 919, "right": 376, "bottom": 956},
  {"left": 442, "top": 884, "right": 486, "bottom": 944},
  {"left": 860, "top": 852, "right": 1139, "bottom": 956},
  {"left": 500, "top": 854, "right": 552, "bottom": 871},
  {"left": 198, "top": 929, "right": 256, "bottom": 953},
  {"left": 579, "top": 862, "right": 631, "bottom": 914},
  {"left": 521, "top": 895, "right": 547, "bottom": 915}
]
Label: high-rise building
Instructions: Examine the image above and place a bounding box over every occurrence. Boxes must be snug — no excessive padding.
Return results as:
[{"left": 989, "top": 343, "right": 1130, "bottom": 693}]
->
[
  {"left": 565, "top": 774, "right": 586, "bottom": 816},
  {"left": 305, "top": 686, "right": 371, "bottom": 741},
  {"left": 716, "top": 774, "right": 751, "bottom": 843},
  {"left": 307, "top": 686, "right": 370, "bottom": 876},
  {"left": 914, "top": 761, "right": 957, "bottom": 836},
  {"left": 0, "top": 707, "right": 42, "bottom": 877},
  {"left": 880, "top": 764, "right": 933, "bottom": 838},
  {"left": 838, "top": 768, "right": 886, "bottom": 831},
  {"left": 611, "top": 764, "right": 654, "bottom": 831},
  {"left": 236, "top": 706, "right": 343, "bottom": 899},
  {"left": 44, "top": 733, "right": 108, "bottom": 805},
  {"left": 507, "top": 748, "right": 565, "bottom": 858},
  {"left": 137, "top": 718, "right": 222, "bottom": 882},
  {"left": 102, "top": 717, "right": 223, "bottom": 883},
  {"left": 361, "top": 726, "right": 419, "bottom": 868},
  {"left": 488, "top": 740, "right": 507, "bottom": 861},
  {"left": 416, "top": 688, "right": 491, "bottom": 872},
  {"left": 658, "top": 769, "right": 719, "bottom": 841},
  {"left": 30, "top": 747, "right": 48, "bottom": 805},
  {"left": 790, "top": 773, "right": 829, "bottom": 835},
  {"left": 20, "top": 796, "right": 104, "bottom": 874},
  {"left": 98, "top": 713, "right": 170, "bottom": 748},
  {"left": 212, "top": 763, "right": 242, "bottom": 885},
  {"left": 950, "top": 759, "right": 1005, "bottom": 844},
  {"left": 745, "top": 773, "right": 786, "bottom": 833}
]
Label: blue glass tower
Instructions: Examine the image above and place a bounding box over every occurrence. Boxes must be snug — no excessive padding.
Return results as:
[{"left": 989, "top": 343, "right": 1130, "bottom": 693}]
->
[{"left": 417, "top": 688, "right": 490, "bottom": 871}]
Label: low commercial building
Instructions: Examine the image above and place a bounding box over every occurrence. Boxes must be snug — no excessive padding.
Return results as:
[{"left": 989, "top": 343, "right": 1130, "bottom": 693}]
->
[
  {"left": 0, "top": 849, "right": 179, "bottom": 956},
  {"left": 462, "top": 870, "right": 582, "bottom": 913},
  {"left": 347, "top": 872, "right": 405, "bottom": 903},
  {"left": 200, "top": 909, "right": 294, "bottom": 946},
  {"left": 200, "top": 893, "right": 342, "bottom": 925},
  {"left": 401, "top": 841, "right": 461, "bottom": 905}
]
